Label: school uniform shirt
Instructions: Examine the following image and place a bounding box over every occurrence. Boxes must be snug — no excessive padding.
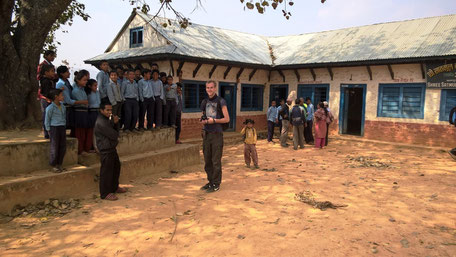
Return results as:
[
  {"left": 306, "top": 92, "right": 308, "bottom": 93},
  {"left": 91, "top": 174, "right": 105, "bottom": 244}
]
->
[
  {"left": 56, "top": 79, "right": 75, "bottom": 105},
  {"left": 71, "top": 86, "right": 88, "bottom": 108},
  {"left": 96, "top": 71, "right": 110, "bottom": 99},
  {"left": 107, "top": 79, "right": 123, "bottom": 106},
  {"left": 151, "top": 79, "right": 165, "bottom": 100},
  {"left": 138, "top": 79, "right": 154, "bottom": 102},
  {"left": 306, "top": 104, "right": 314, "bottom": 121},
  {"left": 88, "top": 91, "right": 101, "bottom": 108},
  {"left": 241, "top": 127, "right": 257, "bottom": 145},
  {"left": 267, "top": 106, "right": 278, "bottom": 122},
  {"left": 121, "top": 80, "right": 139, "bottom": 101},
  {"left": 164, "top": 83, "right": 177, "bottom": 99},
  {"left": 45, "top": 102, "right": 66, "bottom": 131}
]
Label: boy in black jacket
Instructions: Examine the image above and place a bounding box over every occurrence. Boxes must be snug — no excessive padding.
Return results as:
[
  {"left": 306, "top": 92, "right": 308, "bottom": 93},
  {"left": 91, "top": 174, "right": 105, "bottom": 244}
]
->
[{"left": 94, "top": 102, "right": 127, "bottom": 200}]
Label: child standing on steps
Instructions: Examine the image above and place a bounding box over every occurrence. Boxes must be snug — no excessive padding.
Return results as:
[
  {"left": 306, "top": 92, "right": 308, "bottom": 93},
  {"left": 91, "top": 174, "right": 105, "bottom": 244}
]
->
[
  {"left": 241, "top": 119, "right": 259, "bottom": 169},
  {"left": 86, "top": 79, "right": 100, "bottom": 153},
  {"left": 45, "top": 89, "right": 66, "bottom": 173}
]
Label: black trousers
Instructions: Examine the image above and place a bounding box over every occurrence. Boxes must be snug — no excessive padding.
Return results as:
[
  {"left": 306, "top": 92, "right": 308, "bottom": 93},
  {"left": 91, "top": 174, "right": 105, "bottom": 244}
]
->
[
  {"left": 203, "top": 132, "right": 224, "bottom": 186},
  {"left": 164, "top": 99, "right": 177, "bottom": 126},
  {"left": 175, "top": 112, "right": 182, "bottom": 141},
  {"left": 99, "top": 150, "right": 121, "bottom": 199},
  {"left": 49, "top": 126, "right": 66, "bottom": 166},
  {"left": 267, "top": 120, "right": 275, "bottom": 142},
  {"left": 140, "top": 98, "right": 155, "bottom": 129},
  {"left": 154, "top": 98, "right": 163, "bottom": 127},
  {"left": 304, "top": 120, "right": 314, "bottom": 143},
  {"left": 138, "top": 100, "right": 144, "bottom": 128},
  {"left": 40, "top": 99, "right": 50, "bottom": 138},
  {"left": 123, "top": 98, "right": 139, "bottom": 131}
]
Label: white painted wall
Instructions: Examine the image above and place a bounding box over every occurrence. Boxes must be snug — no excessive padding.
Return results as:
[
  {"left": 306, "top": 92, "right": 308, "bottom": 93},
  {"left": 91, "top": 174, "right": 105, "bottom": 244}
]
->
[
  {"left": 109, "top": 15, "right": 169, "bottom": 52},
  {"left": 122, "top": 59, "right": 446, "bottom": 126}
]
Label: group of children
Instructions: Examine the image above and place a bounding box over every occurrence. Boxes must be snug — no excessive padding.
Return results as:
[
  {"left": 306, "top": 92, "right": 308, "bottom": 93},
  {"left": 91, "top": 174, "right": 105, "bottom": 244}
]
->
[
  {"left": 37, "top": 51, "right": 183, "bottom": 172},
  {"left": 242, "top": 97, "right": 334, "bottom": 169}
]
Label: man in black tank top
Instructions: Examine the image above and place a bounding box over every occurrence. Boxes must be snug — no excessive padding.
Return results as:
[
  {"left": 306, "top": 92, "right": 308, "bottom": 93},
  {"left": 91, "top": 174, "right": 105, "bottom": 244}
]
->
[{"left": 199, "top": 80, "right": 230, "bottom": 192}]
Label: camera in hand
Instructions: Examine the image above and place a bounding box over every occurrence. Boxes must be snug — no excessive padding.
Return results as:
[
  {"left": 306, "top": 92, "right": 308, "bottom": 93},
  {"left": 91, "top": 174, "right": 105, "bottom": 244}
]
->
[{"left": 200, "top": 113, "right": 208, "bottom": 122}]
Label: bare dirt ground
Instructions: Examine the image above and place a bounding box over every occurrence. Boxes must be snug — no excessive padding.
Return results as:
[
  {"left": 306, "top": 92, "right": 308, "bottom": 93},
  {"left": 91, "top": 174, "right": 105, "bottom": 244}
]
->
[{"left": 0, "top": 138, "right": 455, "bottom": 257}]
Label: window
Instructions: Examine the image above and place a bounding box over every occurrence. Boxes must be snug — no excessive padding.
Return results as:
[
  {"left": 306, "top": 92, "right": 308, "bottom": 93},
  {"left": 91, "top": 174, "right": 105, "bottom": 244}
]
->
[
  {"left": 377, "top": 83, "right": 425, "bottom": 119},
  {"left": 241, "top": 84, "right": 264, "bottom": 111},
  {"left": 182, "top": 80, "right": 207, "bottom": 112},
  {"left": 297, "top": 84, "right": 329, "bottom": 104},
  {"left": 130, "top": 27, "right": 143, "bottom": 48},
  {"left": 439, "top": 89, "right": 456, "bottom": 121}
]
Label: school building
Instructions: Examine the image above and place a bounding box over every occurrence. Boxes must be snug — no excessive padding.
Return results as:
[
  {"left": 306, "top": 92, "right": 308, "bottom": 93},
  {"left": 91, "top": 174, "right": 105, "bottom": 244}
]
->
[{"left": 85, "top": 10, "right": 456, "bottom": 147}]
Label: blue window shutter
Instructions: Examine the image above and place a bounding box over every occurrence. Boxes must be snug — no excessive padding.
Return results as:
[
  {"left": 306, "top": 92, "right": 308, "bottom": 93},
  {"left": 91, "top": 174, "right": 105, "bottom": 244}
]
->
[
  {"left": 130, "top": 27, "right": 144, "bottom": 48},
  {"left": 378, "top": 84, "right": 425, "bottom": 119},
  {"left": 241, "top": 84, "right": 264, "bottom": 111},
  {"left": 298, "top": 84, "right": 330, "bottom": 104},
  {"left": 440, "top": 89, "right": 456, "bottom": 121}
]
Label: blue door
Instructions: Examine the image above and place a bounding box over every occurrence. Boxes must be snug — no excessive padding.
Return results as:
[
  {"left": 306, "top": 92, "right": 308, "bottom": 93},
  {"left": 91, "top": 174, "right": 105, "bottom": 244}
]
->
[
  {"left": 220, "top": 83, "right": 236, "bottom": 131},
  {"left": 339, "top": 84, "right": 367, "bottom": 136}
]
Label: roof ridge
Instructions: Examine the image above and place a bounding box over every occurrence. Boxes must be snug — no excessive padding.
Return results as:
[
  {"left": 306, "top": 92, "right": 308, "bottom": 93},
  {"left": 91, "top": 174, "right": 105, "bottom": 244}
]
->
[
  {"left": 267, "top": 13, "right": 456, "bottom": 38},
  {"left": 140, "top": 10, "right": 456, "bottom": 39}
]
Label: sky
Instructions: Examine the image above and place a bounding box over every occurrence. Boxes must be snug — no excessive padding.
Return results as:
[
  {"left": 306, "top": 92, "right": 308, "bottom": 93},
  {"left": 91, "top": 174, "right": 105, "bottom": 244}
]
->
[{"left": 53, "top": 0, "right": 456, "bottom": 75}]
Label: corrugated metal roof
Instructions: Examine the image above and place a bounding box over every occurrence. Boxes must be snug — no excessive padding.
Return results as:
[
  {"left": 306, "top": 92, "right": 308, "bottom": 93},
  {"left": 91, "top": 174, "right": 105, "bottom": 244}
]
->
[
  {"left": 269, "top": 14, "right": 456, "bottom": 65},
  {"left": 87, "top": 45, "right": 177, "bottom": 62},
  {"left": 85, "top": 12, "right": 456, "bottom": 66}
]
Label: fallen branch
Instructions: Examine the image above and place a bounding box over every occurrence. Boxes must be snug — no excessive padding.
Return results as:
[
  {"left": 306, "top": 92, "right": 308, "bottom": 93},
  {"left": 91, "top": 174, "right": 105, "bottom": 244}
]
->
[
  {"left": 295, "top": 191, "right": 347, "bottom": 211},
  {"left": 169, "top": 201, "right": 178, "bottom": 243}
]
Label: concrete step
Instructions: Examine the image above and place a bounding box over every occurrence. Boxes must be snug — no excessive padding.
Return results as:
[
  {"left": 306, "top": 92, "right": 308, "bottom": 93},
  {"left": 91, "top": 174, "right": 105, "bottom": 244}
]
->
[
  {"left": 0, "top": 128, "right": 176, "bottom": 177},
  {"left": 116, "top": 127, "right": 176, "bottom": 156},
  {"left": 0, "top": 138, "right": 78, "bottom": 176},
  {"left": 0, "top": 143, "right": 200, "bottom": 214}
]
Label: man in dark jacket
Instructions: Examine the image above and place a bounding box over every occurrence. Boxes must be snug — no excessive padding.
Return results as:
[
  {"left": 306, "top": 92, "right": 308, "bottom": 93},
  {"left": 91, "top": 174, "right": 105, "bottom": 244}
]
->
[
  {"left": 94, "top": 102, "right": 126, "bottom": 201},
  {"left": 290, "top": 99, "right": 305, "bottom": 150}
]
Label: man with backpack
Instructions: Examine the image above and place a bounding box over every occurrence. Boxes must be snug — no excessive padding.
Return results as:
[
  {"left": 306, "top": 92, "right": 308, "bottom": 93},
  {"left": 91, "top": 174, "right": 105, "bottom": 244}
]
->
[
  {"left": 199, "top": 80, "right": 230, "bottom": 193},
  {"left": 291, "top": 99, "right": 306, "bottom": 150},
  {"left": 448, "top": 106, "right": 456, "bottom": 160}
]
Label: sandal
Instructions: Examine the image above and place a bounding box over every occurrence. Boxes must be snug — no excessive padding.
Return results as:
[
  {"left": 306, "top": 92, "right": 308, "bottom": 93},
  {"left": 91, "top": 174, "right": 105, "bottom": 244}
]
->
[
  {"left": 103, "top": 193, "right": 118, "bottom": 201},
  {"left": 116, "top": 187, "right": 128, "bottom": 193}
]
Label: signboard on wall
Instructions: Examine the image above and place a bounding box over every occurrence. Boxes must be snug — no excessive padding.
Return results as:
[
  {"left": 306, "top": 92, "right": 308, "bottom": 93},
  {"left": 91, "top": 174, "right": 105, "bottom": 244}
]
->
[{"left": 426, "top": 62, "right": 456, "bottom": 88}]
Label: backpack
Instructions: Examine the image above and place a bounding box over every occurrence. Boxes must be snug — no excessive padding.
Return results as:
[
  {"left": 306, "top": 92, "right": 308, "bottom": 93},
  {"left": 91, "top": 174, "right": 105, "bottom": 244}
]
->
[
  {"left": 449, "top": 107, "right": 456, "bottom": 126},
  {"left": 291, "top": 106, "right": 304, "bottom": 126},
  {"left": 201, "top": 96, "right": 229, "bottom": 131}
]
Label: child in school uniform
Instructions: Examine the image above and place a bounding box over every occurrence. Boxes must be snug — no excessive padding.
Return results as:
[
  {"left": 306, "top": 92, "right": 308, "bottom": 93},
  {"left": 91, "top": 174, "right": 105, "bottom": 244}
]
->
[
  {"left": 56, "top": 66, "right": 88, "bottom": 138},
  {"left": 121, "top": 70, "right": 140, "bottom": 133},
  {"left": 71, "top": 71, "right": 90, "bottom": 155},
  {"left": 86, "top": 79, "right": 100, "bottom": 152},
  {"left": 107, "top": 70, "right": 124, "bottom": 121},
  {"left": 45, "top": 89, "right": 66, "bottom": 173},
  {"left": 241, "top": 119, "right": 259, "bottom": 169},
  {"left": 39, "top": 64, "right": 56, "bottom": 139}
]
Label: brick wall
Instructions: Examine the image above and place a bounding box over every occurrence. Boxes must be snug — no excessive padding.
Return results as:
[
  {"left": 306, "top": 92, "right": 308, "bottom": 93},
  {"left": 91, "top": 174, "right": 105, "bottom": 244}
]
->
[
  {"left": 235, "top": 114, "right": 267, "bottom": 132},
  {"left": 179, "top": 114, "right": 268, "bottom": 139},
  {"left": 364, "top": 120, "right": 456, "bottom": 148}
]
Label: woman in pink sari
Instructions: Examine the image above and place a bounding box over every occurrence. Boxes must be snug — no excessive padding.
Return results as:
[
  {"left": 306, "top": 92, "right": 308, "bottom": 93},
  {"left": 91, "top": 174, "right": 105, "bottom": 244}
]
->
[{"left": 314, "top": 102, "right": 330, "bottom": 149}]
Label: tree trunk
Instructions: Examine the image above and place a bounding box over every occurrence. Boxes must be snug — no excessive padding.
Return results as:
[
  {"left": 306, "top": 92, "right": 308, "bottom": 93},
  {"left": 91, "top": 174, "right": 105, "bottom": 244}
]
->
[{"left": 0, "top": 0, "right": 72, "bottom": 129}]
